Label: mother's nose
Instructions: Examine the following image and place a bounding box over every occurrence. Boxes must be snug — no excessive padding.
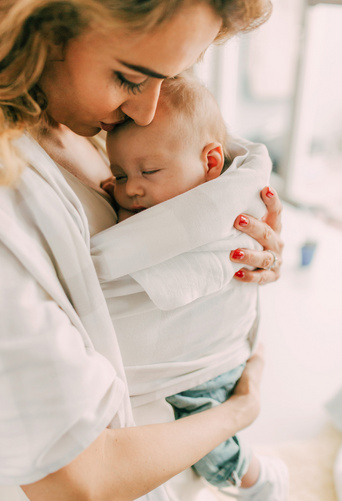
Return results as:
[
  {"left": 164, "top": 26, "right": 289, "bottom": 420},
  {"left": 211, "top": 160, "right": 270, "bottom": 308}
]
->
[{"left": 121, "top": 79, "right": 162, "bottom": 126}]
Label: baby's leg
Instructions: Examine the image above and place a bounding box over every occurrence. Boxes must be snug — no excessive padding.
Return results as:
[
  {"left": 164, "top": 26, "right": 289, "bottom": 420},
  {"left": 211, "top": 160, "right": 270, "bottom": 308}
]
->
[
  {"left": 240, "top": 453, "right": 260, "bottom": 487},
  {"left": 221, "top": 452, "right": 289, "bottom": 500},
  {"left": 166, "top": 365, "right": 250, "bottom": 487},
  {"left": 166, "top": 368, "right": 289, "bottom": 499}
]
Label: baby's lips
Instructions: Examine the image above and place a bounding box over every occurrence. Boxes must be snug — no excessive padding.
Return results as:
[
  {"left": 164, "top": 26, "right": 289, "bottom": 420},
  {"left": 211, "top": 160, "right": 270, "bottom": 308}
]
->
[{"left": 131, "top": 206, "right": 146, "bottom": 213}]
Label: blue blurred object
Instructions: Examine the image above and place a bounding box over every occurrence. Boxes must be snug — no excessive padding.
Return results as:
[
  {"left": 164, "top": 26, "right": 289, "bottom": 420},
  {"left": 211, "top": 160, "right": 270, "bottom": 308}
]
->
[{"left": 300, "top": 241, "right": 317, "bottom": 267}]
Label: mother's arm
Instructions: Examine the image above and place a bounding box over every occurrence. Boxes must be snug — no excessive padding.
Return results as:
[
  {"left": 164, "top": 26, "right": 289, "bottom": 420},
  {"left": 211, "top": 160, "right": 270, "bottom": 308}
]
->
[
  {"left": 22, "top": 348, "right": 264, "bottom": 501},
  {"left": 231, "top": 187, "right": 283, "bottom": 284}
]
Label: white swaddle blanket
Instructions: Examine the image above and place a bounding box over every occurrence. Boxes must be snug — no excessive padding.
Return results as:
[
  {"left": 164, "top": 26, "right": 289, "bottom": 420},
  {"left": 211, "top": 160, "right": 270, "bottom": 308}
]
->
[{"left": 91, "top": 138, "right": 272, "bottom": 407}]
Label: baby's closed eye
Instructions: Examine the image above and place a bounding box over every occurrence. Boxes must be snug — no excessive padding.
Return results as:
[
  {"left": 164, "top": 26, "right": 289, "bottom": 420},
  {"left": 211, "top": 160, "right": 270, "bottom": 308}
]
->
[
  {"left": 114, "top": 174, "right": 127, "bottom": 183},
  {"left": 142, "top": 169, "right": 160, "bottom": 176}
]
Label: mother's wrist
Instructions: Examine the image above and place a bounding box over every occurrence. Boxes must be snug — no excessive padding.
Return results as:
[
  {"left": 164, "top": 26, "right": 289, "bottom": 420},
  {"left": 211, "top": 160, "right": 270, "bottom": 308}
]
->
[{"left": 209, "top": 398, "right": 252, "bottom": 440}]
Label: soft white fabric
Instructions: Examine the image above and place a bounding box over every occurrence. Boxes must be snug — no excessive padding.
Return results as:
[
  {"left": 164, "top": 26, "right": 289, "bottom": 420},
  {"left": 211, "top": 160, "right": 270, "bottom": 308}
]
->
[
  {"left": 0, "top": 135, "right": 135, "bottom": 485},
  {"left": 91, "top": 138, "right": 271, "bottom": 406},
  {"left": 219, "top": 455, "right": 289, "bottom": 500},
  {"left": 59, "top": 164, "right": 119, "bottom": 234}
]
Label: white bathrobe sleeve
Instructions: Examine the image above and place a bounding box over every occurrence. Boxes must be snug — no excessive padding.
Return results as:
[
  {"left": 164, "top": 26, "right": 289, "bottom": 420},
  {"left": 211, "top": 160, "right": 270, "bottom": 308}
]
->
[
  {"left": 0, "top": 241, "right": 122, "bottom": 485},
  {"left": 0, "top": 134, "right": 132, "bottom": 485}
]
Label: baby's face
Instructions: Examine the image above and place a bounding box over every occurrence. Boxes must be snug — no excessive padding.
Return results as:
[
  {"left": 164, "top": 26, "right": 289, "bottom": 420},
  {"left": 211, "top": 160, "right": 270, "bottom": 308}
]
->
[{"left": 107, "top": 109, "right": 206, "bottom": 214}]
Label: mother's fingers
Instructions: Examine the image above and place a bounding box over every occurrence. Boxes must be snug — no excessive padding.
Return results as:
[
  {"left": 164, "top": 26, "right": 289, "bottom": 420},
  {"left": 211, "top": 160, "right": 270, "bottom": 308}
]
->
[
  {"left": 230, "top": 247, "right": 282, "bottom": 271},
  {"left": 260, "top": 187, "right": 283, "bottom": 234},
  {"left": 234, "top": 266, "right": 281, "bottom": 285},
  {"left": 246, "top": 343, "right": 265, "bottom": 383},
  {"left": 234, "top": 214, "right": 283, "bottom": 254},
  {"left": 233, "top": 343, "right": 264, "bottom": 400},
  {"left": 231, "top": 186, "right": 284, "bottom": 286}
]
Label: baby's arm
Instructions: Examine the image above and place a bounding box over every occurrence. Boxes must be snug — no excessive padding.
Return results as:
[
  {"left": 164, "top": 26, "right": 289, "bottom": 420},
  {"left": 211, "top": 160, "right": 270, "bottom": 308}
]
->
[
  {"left": 100, "top": 176, "right": 139, "bottom": 223},
  {"left": 100, "top": 176, "right": 133, "bottom": 223}
]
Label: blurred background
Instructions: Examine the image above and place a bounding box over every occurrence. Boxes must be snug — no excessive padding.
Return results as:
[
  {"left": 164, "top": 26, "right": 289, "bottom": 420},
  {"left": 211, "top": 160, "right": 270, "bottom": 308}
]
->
[
  {"left": 194, "top": 1, "right": 342, "bottom": 499},
  {"left": 197, "top": 0, "right": 342, "bottom": 222}
]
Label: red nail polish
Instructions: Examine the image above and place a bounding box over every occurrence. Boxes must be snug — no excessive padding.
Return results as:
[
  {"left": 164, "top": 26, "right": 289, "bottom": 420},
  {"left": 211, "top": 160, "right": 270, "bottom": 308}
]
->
[
  {"left": 238, "top": 215, "right": 249, "bottom": 226},
  {"left": 232, "top": 250, "right": 245, "bottom": 260},
  {"left": 266, "top": 188, "right": 274, "bottom": 198},
  {"left": 235, "top": 270, "right": 245, "bottom": 278}
]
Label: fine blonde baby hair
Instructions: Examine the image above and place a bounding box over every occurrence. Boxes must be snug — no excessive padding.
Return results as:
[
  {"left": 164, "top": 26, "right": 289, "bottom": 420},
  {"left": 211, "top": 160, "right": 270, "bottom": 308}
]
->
[{"left": 159, "top": 75, "right": 232, "bottom": 170}]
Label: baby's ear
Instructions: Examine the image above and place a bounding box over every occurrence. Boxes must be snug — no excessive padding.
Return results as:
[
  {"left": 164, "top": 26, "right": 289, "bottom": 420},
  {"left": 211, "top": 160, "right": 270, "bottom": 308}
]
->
[{"left": 202, "top": 143, "right": 224, "bottom": 181}]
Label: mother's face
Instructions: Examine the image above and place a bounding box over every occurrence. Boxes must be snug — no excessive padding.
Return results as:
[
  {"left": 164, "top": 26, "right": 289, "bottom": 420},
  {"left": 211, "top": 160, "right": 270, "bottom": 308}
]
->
[{"left": 38, "top": 3, "right": 221, "bottom": 136}]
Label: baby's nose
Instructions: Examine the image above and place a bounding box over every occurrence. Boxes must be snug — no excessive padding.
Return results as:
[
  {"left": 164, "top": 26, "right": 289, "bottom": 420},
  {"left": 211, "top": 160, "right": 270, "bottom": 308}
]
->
[{"left": 126, "top": 177, "right": 144, "bottom": 197}]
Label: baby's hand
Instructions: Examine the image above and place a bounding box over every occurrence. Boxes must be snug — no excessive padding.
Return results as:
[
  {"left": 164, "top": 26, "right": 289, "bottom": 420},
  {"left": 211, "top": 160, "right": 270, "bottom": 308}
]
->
[{"left": 100, "top": 176, "right": 116, "bottom": 199}]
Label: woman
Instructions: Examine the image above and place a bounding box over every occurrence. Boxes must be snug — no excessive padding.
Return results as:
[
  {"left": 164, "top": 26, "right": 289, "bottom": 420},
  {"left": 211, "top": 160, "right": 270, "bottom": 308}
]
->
[{"left": 0, "top": 1, "right": 283, "bottom": 500}]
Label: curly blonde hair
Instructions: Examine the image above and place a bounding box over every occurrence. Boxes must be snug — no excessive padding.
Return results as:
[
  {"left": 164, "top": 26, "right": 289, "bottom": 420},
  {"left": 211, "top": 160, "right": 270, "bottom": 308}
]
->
[{"left": 0, "top": 0, "right": 272, "bottom": 185}]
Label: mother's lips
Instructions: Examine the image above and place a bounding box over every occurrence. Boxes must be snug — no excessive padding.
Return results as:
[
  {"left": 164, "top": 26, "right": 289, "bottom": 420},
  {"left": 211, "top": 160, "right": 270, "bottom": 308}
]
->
[
  {"left": 100, "top": 118, "right": 128, "bottom": 132},
  {"left": 100, "top": 122, "right": 116, "bottom": 132}
]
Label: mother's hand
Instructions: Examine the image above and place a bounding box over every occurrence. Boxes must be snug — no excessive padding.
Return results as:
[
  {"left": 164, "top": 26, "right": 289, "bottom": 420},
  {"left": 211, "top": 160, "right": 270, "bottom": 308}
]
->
[
  {"left": 228, "top": 344, "right": 264, "bottom": 429},
  {"left": 230, "top": 187, "right": 283, "bottom": 285}
]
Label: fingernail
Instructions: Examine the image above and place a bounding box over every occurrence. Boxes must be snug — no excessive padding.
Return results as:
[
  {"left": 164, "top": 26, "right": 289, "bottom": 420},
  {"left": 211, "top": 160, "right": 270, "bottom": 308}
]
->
[
  {"left": 238, "top": 215, "right": 249, "bottom": 227},
  {"left": 266, "top": 188, "right": 274, "bottom": 198},
  {"left": 232, "top": 250, "right": 245, "bottom": 260},
  {"left": 235, "top": 270, "right": 245, "bottom": 278}
]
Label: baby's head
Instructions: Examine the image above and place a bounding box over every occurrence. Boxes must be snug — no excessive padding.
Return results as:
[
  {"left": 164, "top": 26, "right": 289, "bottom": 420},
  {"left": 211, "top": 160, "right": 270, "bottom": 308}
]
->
[{"left": 107, "top": 75, "right": 231, "bottom": 214}]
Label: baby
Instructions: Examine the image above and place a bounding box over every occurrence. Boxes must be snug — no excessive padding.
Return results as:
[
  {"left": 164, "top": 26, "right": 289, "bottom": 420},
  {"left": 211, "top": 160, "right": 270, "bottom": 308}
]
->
[
  {"left": 106, "top": 76, "right": 232, "bottom": 223},
  {"left": 100, "top": 76, "right": 288, "bottom": 500}
]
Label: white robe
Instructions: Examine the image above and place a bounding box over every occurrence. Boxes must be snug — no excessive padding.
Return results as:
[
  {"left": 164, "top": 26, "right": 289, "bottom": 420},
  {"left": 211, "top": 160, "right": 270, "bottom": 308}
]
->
[{"left": 0, "top": 134, "right": 166, "bottom": 500}]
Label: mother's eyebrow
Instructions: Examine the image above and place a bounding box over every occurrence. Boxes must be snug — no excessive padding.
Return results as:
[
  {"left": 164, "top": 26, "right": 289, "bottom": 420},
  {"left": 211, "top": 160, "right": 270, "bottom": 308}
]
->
[{"left": 118, "top": 60, "right": 168, "bottom": 79}]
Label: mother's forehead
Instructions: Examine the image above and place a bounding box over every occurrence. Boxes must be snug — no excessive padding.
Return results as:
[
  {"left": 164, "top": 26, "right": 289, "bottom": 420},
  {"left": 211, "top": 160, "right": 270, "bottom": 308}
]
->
[{"left": 89, "top": 4, "right": 221, "bottom": 74}]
